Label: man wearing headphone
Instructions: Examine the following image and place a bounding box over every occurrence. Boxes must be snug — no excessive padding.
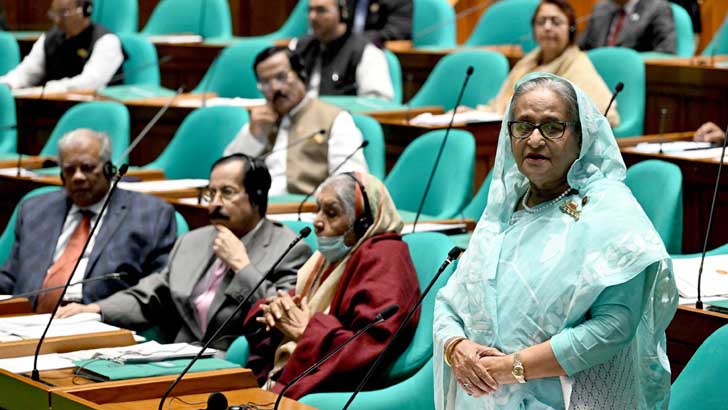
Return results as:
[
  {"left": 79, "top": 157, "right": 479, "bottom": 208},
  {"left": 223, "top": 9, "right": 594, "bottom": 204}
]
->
[
  {"left": 0, "top": 0, "right": 125, "bottom": 91},
  {"left": 289, "top": 0, "right": 394, "bottom": 101},
  {"left": 0, "top": 129, "right": 177, "bottom": 312},
  {"left": 58, "top": 154, "right": 313, "bottom": 350}
]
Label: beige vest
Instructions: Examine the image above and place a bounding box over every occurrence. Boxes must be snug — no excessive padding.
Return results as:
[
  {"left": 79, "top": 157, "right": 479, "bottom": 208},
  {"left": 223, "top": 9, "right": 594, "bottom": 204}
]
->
[{"left": 265, "top": 98, "right": 342, "bottom": 194}]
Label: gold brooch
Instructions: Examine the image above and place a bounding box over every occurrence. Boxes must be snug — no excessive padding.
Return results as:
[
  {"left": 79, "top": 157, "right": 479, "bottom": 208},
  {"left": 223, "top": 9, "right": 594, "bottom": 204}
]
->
[
  {"left": 560, "top": 200, "right": 580, "bottom": 221},
  {"left": 77, "top": 48, "right": 89, "bottom": 58}
]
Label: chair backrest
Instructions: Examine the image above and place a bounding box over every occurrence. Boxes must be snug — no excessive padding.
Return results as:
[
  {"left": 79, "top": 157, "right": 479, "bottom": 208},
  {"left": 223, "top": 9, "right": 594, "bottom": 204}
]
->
[
  {"left": 385, "top": 130, "right": 475, "bottom": 218},
  {"left": 625, "top": 159, "right": 683, "bottom": 254},
  {"left": 669, "top": 324, "right": 728, "bottom": 410},
  {"left": 0, "top": 186, "right": 61, "bottom": 265},
  {"left": 671, "top": 3, "right": 695, "bottom": 57},
  {"left": 40, "top": 101, "right": 131, "bottom": 163},
  {"left": 118, "top": 33, "right": 160, "bottom": 86},
  {"left": 587, "top": 47, "right": 645, "bottom": 137},
  {"left": 91, "top": 0, "right": 138, "bottom": 34},
  {"left": 175, "top": 211, "right": 189, "bottom": 236},
  {"left": 386, "top": 232, "right": 455, "bottom": 380},
  {"left": 192, "top": 39, "right": 272, "bottom": 98},
  {"left": 259, "top": 0, "right": 309, "bottom": 40},
  {"left": 0, "top": 85, "right": 17, "bottom": 155},
  {"left": 702, "top": 13, "right": 728, "bottom": 56},
  {"left": 0, "top": 31, "right": 20, "bottom": 76},
  {"left": 462, "top": 171, "right": 493, "bottom": 221},
  {"left": 144, "top": 106, "right": 249, "bottom": 179},
  {"left": 406, "top": 49, "right": 509, "bottom": 111},
  {"left": 384, "top": 49, "right": 403, "bottom": 104},
  {"left": 352, "top": 114, "right": 386, "bottom": 180},
  {"left": 281, "top": 220, "right": 317, "bottom": 251},
  {"left": 412, "top": 0, "right": 456, "bottom": 48},
  {"left": 464, "top": 0, "right": 539, "bottom": 52},
  {"left": 141, "top": 0, "right": 232, "bottom": 39}
]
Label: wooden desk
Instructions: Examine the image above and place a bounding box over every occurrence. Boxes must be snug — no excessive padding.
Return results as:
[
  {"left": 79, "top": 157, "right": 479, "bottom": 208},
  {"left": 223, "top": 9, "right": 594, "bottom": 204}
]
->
[
  {"left": 667, "top": 305, "right": 728, "bottom": 380},
  {"left": 0, "top": 298, "right": 33, "bottom": 316},
  {"left": 618, "top": 132, "right": 728, "bottom": 253},
  {"left": 0, "top": 330, "right": 135, "bottom": 359}
]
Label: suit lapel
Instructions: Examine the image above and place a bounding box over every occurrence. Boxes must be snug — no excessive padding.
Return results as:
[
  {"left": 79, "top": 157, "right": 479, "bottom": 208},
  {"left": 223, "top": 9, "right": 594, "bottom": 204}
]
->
[
  {"left": 180, "top": 228, "right": 217, "bottom": 341},
  {"left": 84, "top": 190, "right": 128, "bottom": 277}
]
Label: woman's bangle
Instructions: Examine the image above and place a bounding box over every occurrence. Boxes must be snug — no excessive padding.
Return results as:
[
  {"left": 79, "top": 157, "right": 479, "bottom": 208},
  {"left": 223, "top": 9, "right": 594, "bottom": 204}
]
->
[{"left": 443, "top": 336, "right": 466, "bottom": 367}]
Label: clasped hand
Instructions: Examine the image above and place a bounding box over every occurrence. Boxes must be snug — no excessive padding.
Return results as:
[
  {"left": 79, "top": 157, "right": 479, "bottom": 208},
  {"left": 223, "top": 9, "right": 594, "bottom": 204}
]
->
[
  {"left": 257, "top": 291, "right": 310, "bottom": 341},
  {"left": 450, "top": 339, "right": 510, "bottom": 397}
]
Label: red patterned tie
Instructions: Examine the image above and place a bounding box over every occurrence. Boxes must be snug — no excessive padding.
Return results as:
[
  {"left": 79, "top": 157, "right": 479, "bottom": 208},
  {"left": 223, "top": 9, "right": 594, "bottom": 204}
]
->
[{"left": 608, "top": 9, "right": 626, "bottom": 46}]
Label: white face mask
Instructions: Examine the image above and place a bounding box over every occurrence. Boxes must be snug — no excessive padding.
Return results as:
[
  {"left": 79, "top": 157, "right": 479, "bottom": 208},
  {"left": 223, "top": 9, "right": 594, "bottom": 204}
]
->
[{"left": 316, "top": 233, "right": 352, "bottom": 262}]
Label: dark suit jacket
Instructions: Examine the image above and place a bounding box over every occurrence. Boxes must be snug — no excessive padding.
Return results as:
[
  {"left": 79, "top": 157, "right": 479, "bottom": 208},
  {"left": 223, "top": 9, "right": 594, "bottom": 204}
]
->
[
  {"left": 348, "top": 0, "right": 413, "bottom": 45},
  {"left": 97, "top": 220, "right": 312, "bottom": 350},
  {"left": 578, "top": 0, "right": 676, "bottom": 53},
  {"left": 0, "top": 189, "right": 177, "bottom": 306}
]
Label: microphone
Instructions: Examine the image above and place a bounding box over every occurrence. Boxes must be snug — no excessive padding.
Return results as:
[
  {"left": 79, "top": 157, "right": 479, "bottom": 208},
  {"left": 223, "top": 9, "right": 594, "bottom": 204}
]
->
[
  {"left": 5, "top": 273, "right": 127, "bottom": 301},
  {"left": 412, "top": 66, "right": 474, "bottom": 232},
  {"left": 696, "top": 123, "right": 728, "bottom": 310},
  {"left": 157, "top": 227, "right": 313, "bottom": 410},
  {"left": 199, "top": 0, "right": 208, "bottom": 40},
  {"left": 410, "top": 1, "right": 491, "bottom": 45},
  {"left": 205, "top": 392, "right": 228, "bottom": 410},
  {"left": 258, "top": 129, "right": 327, "bottom": 160},
  {"left": 657, "top": 107, "right": 668, "bottom": 154},
  {"left": 31, "top": 164, "right": 130, "bottom": 382},
  {"left": 603, "top": 81, "right": 623, "bottom": 117},
  {"left": 272, "top": 304, "right": 400, "bottom": 410},
  {"left": 340, "top": 247, "right": 464, "bottom": 410},
  {"left": 295, "top": 140, "right": 369, "bottom": 221}
]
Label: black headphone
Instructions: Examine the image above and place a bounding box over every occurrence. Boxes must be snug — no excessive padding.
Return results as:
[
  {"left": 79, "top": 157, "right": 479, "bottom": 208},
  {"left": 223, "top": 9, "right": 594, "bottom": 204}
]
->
[
  {"left": 342, "top": 172, "right": 373, "bottom": 239},
  {"left": 80, "top": 0, "right": 93, "bottom": 17},
  {"left": 211, "top": 153, "right": 272, "bottom": 217},
  {"left": 288, "top": 50, "right": 308, "bottom": 84},
  {"left": 59, "top": 160, "right": 116, "bottom": 183},
  {"left": 338, "top": 0, "right": 351, "bottom": 24}
]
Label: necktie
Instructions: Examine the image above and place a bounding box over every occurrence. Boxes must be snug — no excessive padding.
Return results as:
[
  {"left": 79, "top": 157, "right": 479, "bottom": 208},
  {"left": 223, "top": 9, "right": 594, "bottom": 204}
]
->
[
  {"left": 352, "top": 0, "right": 370, "bottom": 33},
  {"left": 193, "top": 258, "right": 228, "bottom": 333},
  {"left": 37, "top": 211, "right": 92, "bottom": 313},
  {"left": 607, "top": 8, "right": 626, "bottom": 46}
]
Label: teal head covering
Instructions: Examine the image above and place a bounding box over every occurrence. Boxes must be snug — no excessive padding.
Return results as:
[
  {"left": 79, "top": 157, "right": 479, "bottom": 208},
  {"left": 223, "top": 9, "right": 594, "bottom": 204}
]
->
[{"left": 433, "top": 73, "right": 677, "bottom": 409}]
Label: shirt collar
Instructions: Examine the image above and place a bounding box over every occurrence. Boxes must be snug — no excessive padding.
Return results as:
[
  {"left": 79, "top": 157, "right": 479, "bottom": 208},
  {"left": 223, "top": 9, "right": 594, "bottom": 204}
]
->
[{"left": 287, "top": 95, "right": 311, "bottom": 118}]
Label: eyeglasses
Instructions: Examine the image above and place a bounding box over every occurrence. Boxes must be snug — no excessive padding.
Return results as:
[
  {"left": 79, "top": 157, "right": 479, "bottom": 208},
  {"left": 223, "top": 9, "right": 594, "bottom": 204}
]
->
[
  {"left": 534, "top": 16, "right": 567, "bottom": 28},
  {"left": 48, "top": 7, "right": 81, "bottom": 21},
  {"left": 201, "top": 186, "right": 241, "bottom": 202},
  {"left": 61, "top": 162, "right": 103, "bottom": 176},
  {"left": 256, "top": 70, "right": 292, "bottom": 92},
  {"left": 508, "top": 120, "right": 577, "bottom": 140}
]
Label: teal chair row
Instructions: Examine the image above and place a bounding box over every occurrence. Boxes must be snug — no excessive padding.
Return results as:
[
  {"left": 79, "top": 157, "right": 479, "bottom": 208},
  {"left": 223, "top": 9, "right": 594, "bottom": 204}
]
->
[
  {"left": 587, "top": 47, "right": 645, "bottom": 137},
  {"left": 0, "top": 31, "right": 20, "bottom": 76},
  {"left": 702, "top": 13, "right": 728, "bottom": 56},
  {"left": 352, "top": 114, "right": 386, "bottom": 180},
  {"left": 143, "top": 106, "right": 249, "bottom": 179},
  {"left": 91, "top": 0, "right": 138, "bottom": 34},
  {"left": 465, "top": 0, "right": 539, "bottom": 53},
  {"left": 385, "top": 130, "right": 475, "bottom": 219},
  {"left": 192, "top": 39, "right": 272, "bottom": 98},
  {"left": 141, "top": 0, "right": 233, "bottom": 40},
  {"left": 671, "top": 3, "right": 695, "bottom": 57},
  {"left": 412, "top": 0, "right": 456, "bottom": 48},
  {"left": 118, "top": 33, "right": 162, "bottom": 86},
  {"left": 625, "top": 159, "right": 683, "bottom": 254},
  {"left": 0, "top": 85, "right": 17, "bottom": 155},
  {"left": 384, "top": 50, "right": 403, "bottom": 104},
  {"left": 253, "top": 0, "right": 309, "bottom": 41},
  {"left": 406, "top": 49, "right": 509, "bottom": 111}
]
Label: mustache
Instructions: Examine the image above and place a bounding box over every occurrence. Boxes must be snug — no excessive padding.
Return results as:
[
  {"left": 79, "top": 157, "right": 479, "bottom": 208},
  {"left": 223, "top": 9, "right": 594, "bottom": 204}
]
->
[
  {"left": 208, "top": 207, "right": 230, "bottom": 221},
  {"left": 273, "top": 91, "right": 286, "bottom": 101}
]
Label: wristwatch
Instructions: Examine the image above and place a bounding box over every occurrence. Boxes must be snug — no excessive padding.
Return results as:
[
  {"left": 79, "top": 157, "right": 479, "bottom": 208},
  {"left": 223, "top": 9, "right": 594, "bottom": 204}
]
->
[{"left": 512, "top": 352, "right": 526, "bottom": 383}]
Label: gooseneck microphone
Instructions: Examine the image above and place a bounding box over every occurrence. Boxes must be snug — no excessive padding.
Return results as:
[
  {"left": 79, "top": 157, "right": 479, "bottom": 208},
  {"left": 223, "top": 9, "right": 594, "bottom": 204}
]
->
[
  {"left": 6, "top": 273, "right": 127, "bottom": 301},
  {"left": 295, "top": 140, "right": 369, "bottom": 221},
  {"left": 604, "top": 81, "right": 623, "bottom": 117},
  {"left": 157, "top": 227, "right": 312, "bottom": 410},
  {"left": 340, "top": 247, "right": 464, "bottom": 410},
  {"left": 657, "top": 107, "right": 668, "bottom": 154},
  {"left": 258, "top": 129, "right": 327, "bottom": 160},
  {"left": 696, "top": 123, "right": 728, "bottom": 310},
  {"left": 31, "top": 164, "right": 130, "bottom": 382},
  {"left": 412, "top": 66, "right": 474, "bottom": 232},
  {"left": 272, "top": 304, "right": 400, "bottom": 410}
]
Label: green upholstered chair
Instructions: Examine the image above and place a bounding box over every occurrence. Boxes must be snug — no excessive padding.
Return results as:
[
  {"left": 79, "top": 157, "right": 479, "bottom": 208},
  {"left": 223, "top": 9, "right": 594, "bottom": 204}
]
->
[
  {"left": 0, "top": 85, "right": 17, "bottom": 155},
  {"left": 406, "top": 50, "right": 509, "bottom": 111},
  {"left": 462, "top": 171, "right": 493, "bottom": 221},
  {"left": 175, "top": 212, "right": 189, "bottom": 236},
  {"left": 671, "top": 3, "right": 695, "bottom": 57},
  {"left": 587, "top": 47, "right": 645, "bottom": 137},
  {"left": 141, "top": 0, "right": 232, "bottom": 40},
  {"left": 143, "top": 106, "right": 248, "bottom": 179},
  {"left": 625, "top": 160, "right": 683, "bottom": 254},
  {"left": 281, "top": 220, "right": 317, "bottom": 252},
  {"left": 92, "top": 0, "right": 138, "bottom": 34},
  {"left": 40, "top": 101, "right": 130, "bottom": 163},
  {"left": 0, "top": 186, "right": 61, "bottom": 265},
  {"left": 384, "top": 49, "right": 403, "bottom": 104},
  {"left": 192, "top": 39, "right": 272, "bottom": 98},
  {"left": 352, "top": 114, "right": 386, "bottom": 180},
  {"left": 702, "top": 14, "right": 728, "bottom": 56},
  {"left": 118, "top": 33, "right": 161, "bottom": 86},
  {"left": 254, "top": 0, "right": 309, "bottom": 40},
  {"left": 385, "top": 130, "right": 475, "bottom": 218},
  {"left": 464, "top": 0, "right": 539, "bottom": 52},
  {"left": 412, "top": 0, "right": 456, "bottom": 48},
  {"left": 669, "top": 324, "right": 728, "bottom": 410},
  {"left": 0, "top": 31, "right": 20, "bottom": 76}
]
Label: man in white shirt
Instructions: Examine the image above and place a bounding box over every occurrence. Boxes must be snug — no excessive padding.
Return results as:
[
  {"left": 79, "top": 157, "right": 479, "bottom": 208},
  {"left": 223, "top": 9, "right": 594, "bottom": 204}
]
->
[
  {"left": 224, "top": 46, "right": 368, "bottom": 196},
  {"left": 290, "top": 0, "right": 393, "bottom": 101},
  {"left": 0, "top": 0, "right": 125, "bottom": 92}
]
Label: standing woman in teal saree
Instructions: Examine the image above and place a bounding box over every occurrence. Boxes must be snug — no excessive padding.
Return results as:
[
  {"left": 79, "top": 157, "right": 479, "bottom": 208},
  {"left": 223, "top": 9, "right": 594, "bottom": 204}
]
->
[{"left": 433, "top": 73, "right": 678, "bottom": 409}]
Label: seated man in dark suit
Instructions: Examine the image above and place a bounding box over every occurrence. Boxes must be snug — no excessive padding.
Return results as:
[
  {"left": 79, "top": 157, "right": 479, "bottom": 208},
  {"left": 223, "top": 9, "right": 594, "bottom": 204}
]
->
[
  {"left": 0, "top": 129, "right": 177, "bottom": 312},
  {"left": 59, "top": 154, "right": 313, "bottom": 350},
  {"left": 0, "top": 0, "right": 124, "bottom": 91},
  {"left": 578, "top": 0, "right": 676, "bottom": 54},
  {"left": 347, "top": 0, "right": 413, "bottom": 45}
]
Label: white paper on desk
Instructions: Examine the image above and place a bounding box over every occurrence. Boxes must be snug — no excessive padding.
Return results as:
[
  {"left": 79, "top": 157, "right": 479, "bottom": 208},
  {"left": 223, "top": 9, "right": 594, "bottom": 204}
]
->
[
  {"left": 0, "top": 295, "right": 11, "bottom": 301},
  {"left": 410, "top": 111, "right": 502, "bottom": 126},
  {"left": 0, "top": 312, "right": 100, "bottom": 327},
  {"left": 267, "top": 213, "right": 315, "bottom": 223},
  {"left": 146, "top": 34, "right": 203, "bottom": 44},
  {"left": 0, "top": 168, "right": 37, "bottom": 177},
  {"left": 0, "top": 312, "right": 119, "bottom": 340},
  {"left": 402, "top": 222, "right": 467, "bottom": 235},
  {"left": 665, "top": 147, "right": 728, "bottom": 162},
  {"left": 631, "top": 141, "right": 714, "bottom": 154},
  {"left": 0, "top": 353, "right": 74, "bottom": 374},
  {"left": 205, "top": 97, "right": 266, "bottom": 108},
  {"left": 11, "top": 86, "right": 44, "bottom": 97},
  {"left": 59, "top": 341, "right": 218, "bottom": 364},
  {"left": 118, "top": 179, "right": 209, "bottom": 193},
  {"left": 672, "top": 255, "right": 728, "bottom": 298}
]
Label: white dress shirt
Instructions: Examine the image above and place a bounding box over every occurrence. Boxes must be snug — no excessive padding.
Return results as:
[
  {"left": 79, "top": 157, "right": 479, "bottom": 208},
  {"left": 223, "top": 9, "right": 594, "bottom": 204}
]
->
[{"left": 0, "top": 32, "right": 124, "bottom": 91}]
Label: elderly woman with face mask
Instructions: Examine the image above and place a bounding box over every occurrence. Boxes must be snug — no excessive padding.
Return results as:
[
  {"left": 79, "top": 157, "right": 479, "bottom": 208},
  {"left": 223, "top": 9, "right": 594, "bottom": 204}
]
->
[
  {"left": 433, "top": 73, "right": 677, "bottom": 409},
  {"left": 243, "top": 172, "right": 420, "bottom": 399}
]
